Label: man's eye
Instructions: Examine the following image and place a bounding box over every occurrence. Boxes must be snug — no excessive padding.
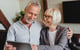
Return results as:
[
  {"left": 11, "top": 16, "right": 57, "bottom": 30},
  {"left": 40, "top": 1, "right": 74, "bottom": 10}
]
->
[
  {"left": 34, "top": 14, "right": 37, "bottom": 16},
  {"left": 29, "top": 12, "right": 33, "bottom": 15},
  {"left": 44, "top": 15, "right": 48, "bottom": 17}
]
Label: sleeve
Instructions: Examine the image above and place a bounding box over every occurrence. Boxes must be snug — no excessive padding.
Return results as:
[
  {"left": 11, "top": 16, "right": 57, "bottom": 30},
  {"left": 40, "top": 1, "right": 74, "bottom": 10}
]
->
[
  {"left": 40, "top": 29, "right": 44, "bottom": 45},
  {"left": 38, "top": 28, "right": 68, "bottom": 50},
  {"left": 6, "top": 25, "right": 16, "bottom": 41}
]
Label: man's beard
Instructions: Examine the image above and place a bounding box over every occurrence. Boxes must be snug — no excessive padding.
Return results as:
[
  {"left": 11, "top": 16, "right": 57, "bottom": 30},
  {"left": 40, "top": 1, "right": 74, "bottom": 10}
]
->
[{"left": 25, "top": 18, "right": 34, "bottom": 24}]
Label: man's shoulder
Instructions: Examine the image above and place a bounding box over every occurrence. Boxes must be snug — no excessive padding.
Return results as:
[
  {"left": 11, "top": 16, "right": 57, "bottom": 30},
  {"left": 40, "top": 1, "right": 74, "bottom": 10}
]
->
[
  {"left": 12, "top": 21, "right": 20, "bottom": 25},
  {"left": 34, "top": 20, "right": 43, "bottom": 26},
  {"left": 9, "top": 21, "right": 20, "bottom": 28}
]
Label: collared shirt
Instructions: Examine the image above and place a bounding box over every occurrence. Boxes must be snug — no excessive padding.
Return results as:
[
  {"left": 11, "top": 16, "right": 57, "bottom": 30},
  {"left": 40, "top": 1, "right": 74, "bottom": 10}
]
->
[{"left": 7, "top": 20, "right": 42, "bottom": 45}]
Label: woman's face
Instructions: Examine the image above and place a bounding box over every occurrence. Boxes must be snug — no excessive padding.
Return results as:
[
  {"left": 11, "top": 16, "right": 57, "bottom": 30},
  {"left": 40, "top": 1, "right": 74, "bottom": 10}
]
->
[{"left": 44, "top": 14, "right": 53, "bottom": 26}]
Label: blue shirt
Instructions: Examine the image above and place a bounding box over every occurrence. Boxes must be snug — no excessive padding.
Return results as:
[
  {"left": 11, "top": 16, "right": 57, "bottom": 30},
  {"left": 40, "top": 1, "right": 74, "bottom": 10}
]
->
[{"left": 7, "top": 20, "right": 42, "bottom": 45}]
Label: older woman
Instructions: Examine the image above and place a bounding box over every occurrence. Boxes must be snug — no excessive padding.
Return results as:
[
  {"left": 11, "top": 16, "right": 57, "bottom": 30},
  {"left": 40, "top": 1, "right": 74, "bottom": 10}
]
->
[{"left": 38, "top": 8, "right": 70, "bottom": 50}]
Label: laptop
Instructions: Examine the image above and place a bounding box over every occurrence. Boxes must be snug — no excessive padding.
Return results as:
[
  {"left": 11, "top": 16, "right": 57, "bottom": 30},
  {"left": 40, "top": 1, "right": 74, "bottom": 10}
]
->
[{"left": 7, "top": 41, "right": 32, "bottom": 50}]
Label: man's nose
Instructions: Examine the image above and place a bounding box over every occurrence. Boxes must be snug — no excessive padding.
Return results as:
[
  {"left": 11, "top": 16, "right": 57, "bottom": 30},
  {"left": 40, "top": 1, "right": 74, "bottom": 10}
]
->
[{"left": 31, "top": 14, "right": 35, "bottom": 19}]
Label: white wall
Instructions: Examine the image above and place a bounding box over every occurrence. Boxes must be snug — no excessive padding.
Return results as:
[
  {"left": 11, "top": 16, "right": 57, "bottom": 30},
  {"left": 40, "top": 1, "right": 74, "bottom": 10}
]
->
[
  {"left": 59, "top": 24, "right": 80, "bottom": 34},
  {"left": 19, "top": 0, "right": 31, "bottom": 10},
  {"left": 47, "top": 0, "right": 61, "bottom": 8},
  {"left": 47, "top": 0, "right": 76, "bottom": 8},
  {"left": 47, "top": 0, "right": 80, "bottom": 33},
  {"left": 0, "top": 0, "right": 20, "bottom": 24}
]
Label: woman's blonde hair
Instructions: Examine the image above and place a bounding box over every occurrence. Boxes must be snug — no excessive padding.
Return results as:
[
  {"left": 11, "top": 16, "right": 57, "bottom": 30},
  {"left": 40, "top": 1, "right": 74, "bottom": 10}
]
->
[{"left": 45, "top": 8, "right": 61, "bottom": 24}]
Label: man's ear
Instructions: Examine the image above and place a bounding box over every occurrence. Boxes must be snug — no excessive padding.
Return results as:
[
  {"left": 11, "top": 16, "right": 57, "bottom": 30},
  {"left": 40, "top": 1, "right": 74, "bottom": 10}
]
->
[{"left": 24, "top": 8, "right": 26, "bottom": 13}]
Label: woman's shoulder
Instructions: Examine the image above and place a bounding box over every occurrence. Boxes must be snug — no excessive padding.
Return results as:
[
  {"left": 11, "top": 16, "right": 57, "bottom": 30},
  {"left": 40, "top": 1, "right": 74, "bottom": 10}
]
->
[
  {"left": 57, "top": 25, "right": 68, "bottom": 33},
  {"left": 57, "top": 25, "right": 67, "bottom": 30}
]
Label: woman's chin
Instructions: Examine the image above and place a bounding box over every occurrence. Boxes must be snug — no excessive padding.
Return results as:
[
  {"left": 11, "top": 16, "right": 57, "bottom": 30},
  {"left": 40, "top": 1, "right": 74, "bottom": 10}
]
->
[{"left": 45, "top": 24, "right": 49, "bottom": 27}]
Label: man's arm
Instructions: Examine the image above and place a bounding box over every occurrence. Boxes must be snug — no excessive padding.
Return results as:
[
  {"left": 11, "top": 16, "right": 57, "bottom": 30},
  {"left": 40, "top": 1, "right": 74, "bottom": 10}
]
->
[
  {"left": 5, "top": 25, "right": 16, "bottom": 50},
  {"left": 7, "top": 25, "right": 16, "bottom": 41},
  {"left": 5, "top": 44, "right": 16, "bottom": 50}
]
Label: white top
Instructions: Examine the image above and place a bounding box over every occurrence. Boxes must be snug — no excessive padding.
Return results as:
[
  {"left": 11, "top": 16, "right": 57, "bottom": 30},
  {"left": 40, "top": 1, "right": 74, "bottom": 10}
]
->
[
  {"left": 7, "top": 20, "right": 42, "bottom": 45},
  {"left": 48, "top": 30, "right": 57, "bottom": 46}
]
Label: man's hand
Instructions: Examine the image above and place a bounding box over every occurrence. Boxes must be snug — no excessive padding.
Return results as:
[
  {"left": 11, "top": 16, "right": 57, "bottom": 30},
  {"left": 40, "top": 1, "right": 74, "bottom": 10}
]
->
[
  {"left": 31, "top": 44, "right": 38, "bottom": 50},
  {"left": 67, "top": 27, "right": 73, "bottom": 39},
  {"left": 5, "top": 44, "right": 16, "bottom": 50}
]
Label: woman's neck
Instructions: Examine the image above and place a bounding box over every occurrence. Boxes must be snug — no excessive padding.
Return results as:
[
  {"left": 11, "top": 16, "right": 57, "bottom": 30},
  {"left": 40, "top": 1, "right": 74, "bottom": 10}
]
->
[{"left": 49, "top": 24, "right": 57, "bottom": 32}]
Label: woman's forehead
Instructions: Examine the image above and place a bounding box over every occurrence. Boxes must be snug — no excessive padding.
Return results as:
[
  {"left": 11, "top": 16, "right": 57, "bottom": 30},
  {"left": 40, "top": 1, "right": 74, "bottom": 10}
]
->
[{"left": 45, "top": 13, "right": 53, "bottom": 17}]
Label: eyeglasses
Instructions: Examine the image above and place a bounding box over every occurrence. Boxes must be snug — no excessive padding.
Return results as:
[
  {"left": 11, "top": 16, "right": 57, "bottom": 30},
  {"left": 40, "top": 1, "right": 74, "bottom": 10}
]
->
[{"left": 44, "top": 15, "right": 52, "bottom": 18}]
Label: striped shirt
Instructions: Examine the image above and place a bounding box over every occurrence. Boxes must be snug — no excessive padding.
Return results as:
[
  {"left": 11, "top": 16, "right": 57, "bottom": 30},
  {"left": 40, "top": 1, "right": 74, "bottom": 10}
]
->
[{"left": 7, "top": 20, "right": 42, "bottom": 45}]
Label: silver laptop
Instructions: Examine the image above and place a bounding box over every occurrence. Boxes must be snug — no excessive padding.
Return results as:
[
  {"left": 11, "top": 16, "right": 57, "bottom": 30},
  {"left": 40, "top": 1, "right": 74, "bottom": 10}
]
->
[{"left": 7, "top": 41, "right": 32, "bottom": 50}]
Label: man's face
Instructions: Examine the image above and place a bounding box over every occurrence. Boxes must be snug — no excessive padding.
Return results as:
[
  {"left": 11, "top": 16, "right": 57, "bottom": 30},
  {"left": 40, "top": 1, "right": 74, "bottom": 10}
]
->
[{"left": 24, "top": 5, "right": 40, "bottom": 24}]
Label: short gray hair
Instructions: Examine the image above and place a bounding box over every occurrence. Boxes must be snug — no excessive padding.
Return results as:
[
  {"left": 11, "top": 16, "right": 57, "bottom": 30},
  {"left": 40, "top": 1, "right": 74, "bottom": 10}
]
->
[
  {"left": 45, "top": 8, "right": 61, "bottom": 24},
  {"left": 25, "top": 1, "right": 41, "bottom": 10}
]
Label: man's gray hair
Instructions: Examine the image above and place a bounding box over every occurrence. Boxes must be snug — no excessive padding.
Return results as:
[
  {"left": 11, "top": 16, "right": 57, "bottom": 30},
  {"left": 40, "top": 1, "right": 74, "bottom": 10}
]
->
[{"left": 25, "top": 1, "right": 41, "bottom": 10}]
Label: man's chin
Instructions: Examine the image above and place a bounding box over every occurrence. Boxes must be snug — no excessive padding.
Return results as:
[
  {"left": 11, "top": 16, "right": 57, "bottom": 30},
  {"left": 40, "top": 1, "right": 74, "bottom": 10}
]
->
[
  {"left": 45, "top": 24, "right": 49, "bottom": 27},
  {"left": 26, "top": 20, "right": 33, "bottom": 24}
]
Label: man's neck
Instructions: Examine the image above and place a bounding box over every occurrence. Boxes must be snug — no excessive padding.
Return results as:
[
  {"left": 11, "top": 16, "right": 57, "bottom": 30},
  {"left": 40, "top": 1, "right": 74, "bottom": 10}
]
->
[{"left": 21, "top": 19, "right": 31, "bottom": 29}]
